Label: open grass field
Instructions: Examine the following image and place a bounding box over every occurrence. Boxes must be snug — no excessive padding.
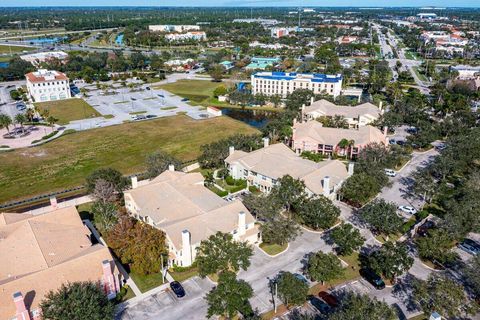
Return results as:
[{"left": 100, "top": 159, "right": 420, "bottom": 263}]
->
[
  {"left": 0, "top": 45, "right": 35, "bottom": 54},
  {"left": 34, "top": 98, "right": 101, "bottom": 125},
  {"left": 156, "top": 79, "right": 228, "bottom": 106},
  {"left": 0, "top": 115, "right": 258, "bottom": 203}
]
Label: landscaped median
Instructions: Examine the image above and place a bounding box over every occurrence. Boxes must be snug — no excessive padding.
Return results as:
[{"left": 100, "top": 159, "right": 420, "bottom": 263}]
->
[{"left": 259, "top": 242, "right": 288, "bottom": 256}]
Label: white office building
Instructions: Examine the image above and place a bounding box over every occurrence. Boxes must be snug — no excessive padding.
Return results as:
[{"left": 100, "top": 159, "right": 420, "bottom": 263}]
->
[
  {"left": 26, "top": 69, "right": 71, "bottom": 102},
  {"left": 148, "top": 25, "right": 200, "bottom": 32},
  {"left": 251, "top": 72, "right": 343, "bottom": 98}
]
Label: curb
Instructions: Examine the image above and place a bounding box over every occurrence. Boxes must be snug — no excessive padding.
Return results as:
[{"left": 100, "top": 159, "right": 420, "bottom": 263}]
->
[{"left": 257, "top": 243, "right": 290, "bottom": 258}]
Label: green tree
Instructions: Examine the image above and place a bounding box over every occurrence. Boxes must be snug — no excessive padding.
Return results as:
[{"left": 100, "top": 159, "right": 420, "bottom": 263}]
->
[
  {"left": 414, "top": 228, "right": 457, "bottom": 265},
  {"left": 413, "top": 274, "right": 477, "bottom": 319},
  {"left": 205, "top": 271, "right": 254, "bottom": 319},
  {"left": 86, "top": 168, "right": 129, "bottom": 194},
  {"left": 276, "top": 272, "right": 309, "bottom": 307},
  {"left": 208, "top": 64, "right": 224, "bottom": 82},
  {"left": 364, "top": 241, "right": 413, "bottom": 282},
  {"left": 46, "top": 115, "right": 58, "bottom": 131},
  {"left": 196, "top": 232, "right": 253, "bottom": 277},
  {"left": 307, "top": 251, "right": 343, "bottom": 285},
  {"left": 360, "top": 199, "right": 403, "bottom": 236},
  {"left": 271, "top": 175, "right": 306, "bottom": 214},
  {"left": 463, "top": 255, "right": 480, "bottom": 298},
  {"left": 145, "top": 151, "right": 181, "bottom": 179},
  {"left": 296, "top": 196, "right": 340, "bottom": 230},
  {"left": 40, "top": 281, "right": 115, "bottom": 320},
  {"left": 14, "top": 113, "right": 27, "bottom": 134},
  {"left": 213, "top": 85, "right": 227, "bottom": 97},
  {"left": 0, "top": 113, "right": 13, "bottom": 133},
  {"left": 340, "top": 173, "right": 382, "bottom": 207},
  {"left": 330, "top": 223, "right": 365, "bottom": 255},
  {"left": 329, "top": 292, "right": 396, "bottom": 320}
]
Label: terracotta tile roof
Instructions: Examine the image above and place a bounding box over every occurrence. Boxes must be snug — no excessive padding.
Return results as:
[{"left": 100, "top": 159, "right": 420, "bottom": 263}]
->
[{"left": 25, "top": 70, "right": 68, "bottom": 83}]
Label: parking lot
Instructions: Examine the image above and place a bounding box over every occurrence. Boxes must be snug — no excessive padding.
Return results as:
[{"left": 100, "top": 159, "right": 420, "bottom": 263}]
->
[{"left": 118, "top": 276, "right": 214, "bottom": 320}]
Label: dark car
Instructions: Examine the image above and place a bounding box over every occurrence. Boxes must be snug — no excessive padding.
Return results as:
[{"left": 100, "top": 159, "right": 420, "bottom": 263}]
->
[
  {"left": 170, "top": 281, "right": 185, "bottom": 298},
  {"left": 146, "top": 86, "right": 151, "bottom": 90},
  {"left": 318, "top": 291, "right": 339, "bottom": 308},
  {"left": 293, "top": 273, "right": 309, "bottom": 285},
  {"left": 146, "top": 114, "right": 157, "bottom": 119},
  {"left": 309, "top": 297, "right": 331, "bottom": 314},
  {"left": 417, "top": 220, "right": 435, "bottom": 237},
  {"left": 360, "top": 268, "right": 385, "bottom": 290},
  {"left": 396, "top": 140, "right": 405, "bottom": 146},
  {"left": 458, "top": 239, "right": 480, "bottom": 255},
  {"left": 181, "top": 98, "right": 189, "bottom": 102}
]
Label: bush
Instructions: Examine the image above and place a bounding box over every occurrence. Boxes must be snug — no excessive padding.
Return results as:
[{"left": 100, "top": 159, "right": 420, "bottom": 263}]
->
[
  {"left": 416, "top": 210, "right": 429, "bottom": 221},
  {"left": 401, "top": 218, "right": 417, "bottom": 234},
  {"left": 249, "top": 186, "right": 259, "bottom": 193},
  {"left": 225, "top": 175, "right": 235, "bottom": 185},
  {"left": 41, "top": 130, "right": 58, "bottom": 140},
  {"left": 63, "top": 129, "right": 76, "bottom": 135}
]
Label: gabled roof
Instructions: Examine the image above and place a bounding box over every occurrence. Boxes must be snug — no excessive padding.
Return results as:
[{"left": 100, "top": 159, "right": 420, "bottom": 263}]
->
[
  {"left": 304, "top": 99, "right": 381, "bottom": 119},
  {"left": 293, "top": 121, "right": 386, "bottom": 146},
  {"left": 124, "top": 170, "right": 255, "bottom": 249}
]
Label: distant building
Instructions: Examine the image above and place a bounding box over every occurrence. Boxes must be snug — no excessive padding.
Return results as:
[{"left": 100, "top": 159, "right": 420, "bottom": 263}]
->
[
  {"left": 148, "top": 25, "right": 200, "bottom": 32},
  {"left": 451, "top": 65, "right": 480, "bottom": 78},
  {"left": 292, "top": 120, "right": 387, "bottom": 158},
  {"left": 124, "top": 168, "right": 259, "bottom": 267},
  {"left": 270, "top": 27, "right": 297, "bottom": 38},
  {"left": 251, "top": 71, "right": 343, "bottom": 98},
  {"left": 225, "top": 139, "right": 350, "bottom": 198},
  {"left": 303, "top": 99, "right": 383, "bottom": 128},
  {"left": 20, "top": 51, "right": 68, "bottom": 67},
  {"left": 233, "top": 18, "right": 279, "bottom": 26},
  {"left": 245, "top": 57, "right": 281, "bottom": 70},
  {"left": 220, "top": 60, "right": 234, "bottom": 70},
  {"left": 0, "top": 206, "right": 120, "bottom": 320},
  {"left": 26, "top": 69, "right": 71, "bottom": 102},
  {"left": 165, "top": 31, "right": 206, "bottom": 42},
  {"left": 417, "top": 13, "right": 437, "bottom": 20}
]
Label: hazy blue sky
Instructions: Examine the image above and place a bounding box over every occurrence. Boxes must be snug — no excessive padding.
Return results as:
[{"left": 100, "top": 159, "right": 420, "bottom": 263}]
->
[{"left": 5, "top": 0, "right": 480, "bottom": 7}]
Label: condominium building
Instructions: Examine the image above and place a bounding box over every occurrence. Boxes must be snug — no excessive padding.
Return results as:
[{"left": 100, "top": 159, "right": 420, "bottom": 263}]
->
[
  {"left": 124, "top": 167, "right": 259, "bottom": 267},
  {"left": 292, "top": 120, "right": 387, "bottom": 158},
  {"left": 303, "top": 99, "right": 383, "bottom": 128},
  {"left": 251, "top": 72, "right": 343, "bottom": 98},
  {"left": 165, "top": 31, "right": 206, "bottom": 42},
  {"left": 225, "top": 139, "right": 351, "bottom": 199},
  {"left": 25, "top": 69, "right": 71, "bottom": 102},
  {"left": 0, "top": 207, "right": 120, "bottom": 320},
  {"left": 148, "top": 25, "right": 200, "bottom": 32},
  {"left": 20, "top": 51, "right": 68, "bottom": 67}
]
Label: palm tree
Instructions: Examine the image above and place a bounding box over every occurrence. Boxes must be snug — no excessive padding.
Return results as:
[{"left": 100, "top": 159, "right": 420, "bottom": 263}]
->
[
  {"left": 337, "top": 139, "right": 355, "bottom": 158},
  {"left": 14, "top": 113, "right": 27, "bottom": 134},
  {"left": 40, "top": 108, "right": 50, "bottom": 121},
  {"left": 46, "top": 116, "right": 58, "bottom": 132},
  {"left": 0, "top": 113, "right": 13, "bottom": 133}
]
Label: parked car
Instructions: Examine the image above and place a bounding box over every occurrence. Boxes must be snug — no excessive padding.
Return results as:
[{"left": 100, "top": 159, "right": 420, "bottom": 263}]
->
[
  {"left": 146, "top": 114, "right": 157, "bottom": 119},
  {"left": 308, "top": 297, "right": 331, "bottom": 314},
  {"left": 435, "top": 143, "right": 446, "bottom": 151},
  {"left": 416, "top": 220, "right": 435, "bottom": 237},
  {"left": 146, "top": 86, "right": 151, "bottom": 90},
  {"left": 396, "top": 140, "right": 405, "bottom": 146},
  {"left": 158, "top": 94, "right": 165, "bottom": 98},
  {"left": 360, "top": 268, "right": 385, "bottom": 290},
  {"left": 181, "top": 98, "right": 189, "bottom": 102},
  {"left": 170, "top": 281, "right": 185, "bottom": 298},
  {"left": 318, "top": 291, "right": 339, "bottom": 308},
  {"left": 458, "top": 239, "right": 480, "bottom": 255},
  {"left": 389, "top": 139, "right": 396, "bottom": 145},
  {"left": 398, "top": 205, "right": 417, "bottom": 215},
  {"left": 384, "top": 169, "right": 396, "bottom": 177},
  {"left": 293, "top": 273, "right": 309, "bottom": 285}
]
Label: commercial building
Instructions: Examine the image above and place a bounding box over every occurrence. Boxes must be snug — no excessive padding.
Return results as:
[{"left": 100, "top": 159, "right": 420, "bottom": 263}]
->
[
  {"left": 0, "top": 206, "right": 120, "bottom": 320},
  {"left": 233, "top": 18, "right": 279, "bottom": 26},
  {"left": 292, "top": 120, "right": 387, "bottom": 158},
  {"left": 165, "top": 31, "right": 206, "bottom": 42},
  {"left": 417, "top": 13, "right": 437, "bottom": 20},
  {"left": 148, "top": 25, "right": 200, "bottom": 32},
  {"left": 20, "top": 51, "right": 68, "bottom": 67},
  {"left": 270, "top": 27, "right": 298, "bottom": 38},
  {"left": 245, "top": 57, "right": 281, "bottom": 70},
  {"left": 225, "top": 139, "right": 350, "bottom": 199},
  {"left": 25, "top": 69, "right": 71, "bottom": 102},
  {"left": 124, "top": 167, "right": 259, "bottom": 267},
  {"left": 451, "top": 65, "right": 480, "bottom": 78},
  {"left": 251, "top": 72, "right": 343, "bottom": 98},
  {"left": 303, "top": 99, "right": 383, "bottom": 128}
]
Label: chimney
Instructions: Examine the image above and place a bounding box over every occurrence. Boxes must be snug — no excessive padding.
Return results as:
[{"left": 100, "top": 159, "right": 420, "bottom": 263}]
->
[
  {"left": 293, "top": 118, "right": 297, "bottom": 126},
  {"left": 301, "top": 104, "right": 306, "bottom": 122},
  {"left": 182, "top": 230, "right": 192, "bottom": 267},
  {"left": 348, "top": 162, "right": 354, "bottom": 176},
  {"left": 296, "top": 148, "right": 300, "bottom": 156},
  {"left": 310, "top": 96, "right": 314, "bottom": 105},
  {"left": 168, "top": 164, "right": 175, "bottom": 172},
  {"left": 238, "top": 211, "right": 246, "bottom": 235},
  {"left": 102, "top": 260, "right": 116, "bottom": 298},
  {"left": 229, "top": 146, "right": 235, "bottom": 156},
  {"left": 13, "top": 292, "right": 31, "bottom": 320},
  {"left": 379, "top": 101, "right": 383, "bottom": 111},
  {"left": 383, "top": 126, "right": 388, "bottom": 137},
  {"left": 323, "top": 176, "right": 331, "bottom": 197},
  {"left": 263, "top": 137, "right": 269, "bottom": 148},
  {"left": 131, "top": 176, "right": 138, "bottom": 189},
  {"left": 49, "top": 196, "right": 58, "bottom": 210}
]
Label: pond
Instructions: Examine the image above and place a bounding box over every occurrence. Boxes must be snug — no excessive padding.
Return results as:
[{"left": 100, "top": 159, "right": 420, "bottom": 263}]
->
[{"left": 221, "top": 108, "right": 277, "bottom": 129}]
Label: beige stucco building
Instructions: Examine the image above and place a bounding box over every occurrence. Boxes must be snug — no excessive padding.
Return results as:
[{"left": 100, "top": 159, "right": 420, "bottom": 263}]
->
[
  {"left": 225, "top": 139, "right": 351, "bottom": 199},
  {"left": 124, "top": 167, "right": 259, "bottom": 267}
]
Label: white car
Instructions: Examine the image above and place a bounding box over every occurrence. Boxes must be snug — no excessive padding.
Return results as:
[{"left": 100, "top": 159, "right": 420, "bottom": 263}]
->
[
  {"left": 384, "top": 169, "right": 396, "bottom": 177},
  {"left": 398, "top": 205, "right": 417, "bottom": 215}
]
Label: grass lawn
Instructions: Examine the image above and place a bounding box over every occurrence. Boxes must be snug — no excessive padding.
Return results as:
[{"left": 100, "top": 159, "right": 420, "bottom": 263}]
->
[
  {"left": 116, "top": 285, "right": 136, "bottom": 302},
  {"left": 169, "top": 266, "right": 199, "bottom": 283},
  {"left": 259, "top": 242, "right": 288, "bottom": 256},
  {"left": 130, "top": 271, "right": 165, "bottom": 293},
  {"left": 0, "top": 45, "right": 35, "bottom": 54},
  {"left": 0, "top": 115, "right": 258, "bottom": 203},
  {"left": 34, "top": 98, "right": 101, "bottom": 125},
  {"left": 156, "top": 79, "right": 222, "bottom": 105},
  {"left": 161, "top": 106, "right": 177, "bottom": 110},
  {"left": 375, "top": 232, "right": 401, "bottom": 244}
]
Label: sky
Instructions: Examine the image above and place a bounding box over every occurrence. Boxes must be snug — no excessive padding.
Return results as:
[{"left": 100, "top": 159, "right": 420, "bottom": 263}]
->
[{"left": 5, "top": 0, "right": 480, "bottom": 8}]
